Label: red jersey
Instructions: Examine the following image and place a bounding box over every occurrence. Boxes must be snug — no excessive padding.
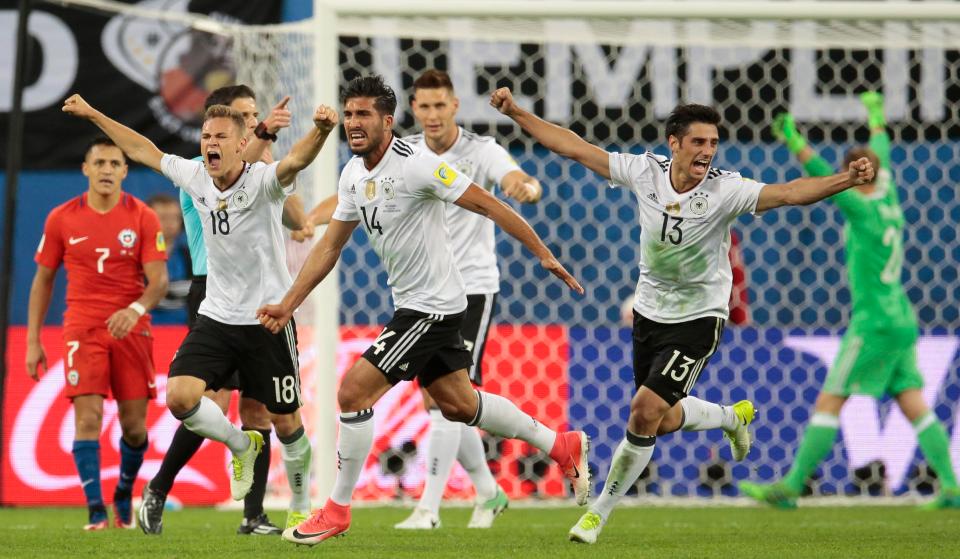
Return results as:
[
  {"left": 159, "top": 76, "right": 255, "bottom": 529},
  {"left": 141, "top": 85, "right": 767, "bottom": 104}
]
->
[{"left": 35, "top": 192, "right": 167, "bottom": 330}]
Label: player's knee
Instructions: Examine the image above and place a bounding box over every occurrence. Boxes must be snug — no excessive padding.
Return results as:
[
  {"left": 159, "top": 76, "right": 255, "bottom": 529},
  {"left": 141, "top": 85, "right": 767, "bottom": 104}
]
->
[
  {"left": 337, "top": 383, "right": 364, "bottom": 412},
  {"left": 120, "top": 425, "right": 147, "bottom": 447},
  {"left": 629, "top": 396, "right": 670, "bottom": 433},
  {"left": 74, "top": 411, "right": 103, "bottom": 438},
  {"left": 166, "top": 385, "right": 199, "bottom": 417},
  {"left": 270, "top": 411, "right": 302, "bottom": 437}
]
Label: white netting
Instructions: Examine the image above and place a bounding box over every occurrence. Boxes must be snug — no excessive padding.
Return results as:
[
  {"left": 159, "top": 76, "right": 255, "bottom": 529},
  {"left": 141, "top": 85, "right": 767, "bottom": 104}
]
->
[
  {"left": 230, "top": 11, "right": 960, "bottom": 501},
  {"left": 48, "top": 0, "right": 960, "bottom": 502}
]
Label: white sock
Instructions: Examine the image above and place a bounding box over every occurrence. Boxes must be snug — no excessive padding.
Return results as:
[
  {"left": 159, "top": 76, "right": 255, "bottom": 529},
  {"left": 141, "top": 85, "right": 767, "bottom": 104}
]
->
[
  {"left": 457, "top": 424, "right": 498, "bottom": 502},
  {"left": 471, "top": 391, "right": 556, "bottom": 452},
  {"left": 591, "top": 432, "right": 656, "bottom": 520},
  {"left": 418, "top": 409, "right": 461, "bottom": 515},
  {"left": 280, "top": 427, "right": 312, "bottom": 514},
  {"left": 330, "top": 409, "right": 374, "bottom": 506},
  {"left": 680, "top": 396, "right": 738, "bottom": 432},
  {"left": 180, "top": 396, "right": 249, "bottom": 454}
]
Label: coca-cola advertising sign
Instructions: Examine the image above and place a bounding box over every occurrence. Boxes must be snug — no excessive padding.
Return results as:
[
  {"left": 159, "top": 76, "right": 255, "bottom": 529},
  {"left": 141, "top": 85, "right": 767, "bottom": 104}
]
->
[{"left": 2, "top": 326, "right": 236, "bottom": 505}]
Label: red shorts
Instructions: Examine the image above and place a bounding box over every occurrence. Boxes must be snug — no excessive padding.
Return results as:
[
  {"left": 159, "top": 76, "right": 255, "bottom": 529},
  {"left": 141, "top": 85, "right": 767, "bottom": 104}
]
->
[{"left": 62, "top": 326, "right": 157, "bottom": 401}]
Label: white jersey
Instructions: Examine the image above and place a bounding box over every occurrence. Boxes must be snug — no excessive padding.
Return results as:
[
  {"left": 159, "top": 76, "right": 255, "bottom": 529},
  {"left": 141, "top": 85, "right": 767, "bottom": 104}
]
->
[
  {"left": 161, "top": 155, "right": 294, "bottom": 325},
  {"left": 609, "top": 152, "right": 765, "bottom": 323},
  {"left": 404, "top": 127, "right": 520, "bottom": 294},
  {"left": 333, "top": 136, "right": 473, "bottom": 315}
]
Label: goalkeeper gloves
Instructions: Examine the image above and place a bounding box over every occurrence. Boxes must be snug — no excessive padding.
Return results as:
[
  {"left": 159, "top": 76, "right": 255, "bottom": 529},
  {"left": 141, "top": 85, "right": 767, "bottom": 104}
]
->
[
  {"left": 860, "top": 91, "right": 886, "bottom": 129},
  {"left": 772, "top": 112, "right": 807, "bottom": 155}
]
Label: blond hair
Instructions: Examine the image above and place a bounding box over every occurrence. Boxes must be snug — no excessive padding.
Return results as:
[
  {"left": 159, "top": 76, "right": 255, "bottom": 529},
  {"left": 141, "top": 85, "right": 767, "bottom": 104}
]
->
[{"left": 203, "top": 104, "right": 246, "bottom": 136}]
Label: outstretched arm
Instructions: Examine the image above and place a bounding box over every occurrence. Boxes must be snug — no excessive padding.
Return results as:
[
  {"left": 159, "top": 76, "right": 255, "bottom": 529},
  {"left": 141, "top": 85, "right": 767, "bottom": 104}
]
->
[
  {"left": 62, "top": 94, "right": 163, "bottom": 171},
  {"left": 455, "top": 184, "right": 583, "bottom": 294},
  {"left": 256, "top": 218, "right": 359, "bottom": 333},
  {"left": 490, "top": 88, "right": 611, "bottom": 179},
  {"left": 756, "top": 157, "right": 875, "bottom": 212},
  {"left": 276, "top": 105, "right": 338, "bottom": 187}
]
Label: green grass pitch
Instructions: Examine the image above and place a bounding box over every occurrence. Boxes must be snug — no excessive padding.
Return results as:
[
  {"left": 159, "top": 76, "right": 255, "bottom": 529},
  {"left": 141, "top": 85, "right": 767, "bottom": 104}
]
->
[{"left": 1, "top": 505, "right": 958, "bottom": 558}]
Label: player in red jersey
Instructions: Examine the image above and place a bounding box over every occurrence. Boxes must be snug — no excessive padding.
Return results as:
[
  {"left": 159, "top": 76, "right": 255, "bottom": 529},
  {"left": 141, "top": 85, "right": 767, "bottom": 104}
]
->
[{"left": 25, "top": 137, "right": 169, "bottom": 531}]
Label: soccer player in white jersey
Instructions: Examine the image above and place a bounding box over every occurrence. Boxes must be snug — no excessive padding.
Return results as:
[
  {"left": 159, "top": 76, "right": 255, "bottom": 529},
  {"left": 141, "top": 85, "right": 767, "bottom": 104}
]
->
[
  {"left": 62, "top": 93, "right": 337, "bottom": 506},
  {"left": 140, "top": 85, "right": 316, "bottom": 536},
  {"left": 256, "top": 75, "right": 589, "bottom": 547},
  {"left": 490, "top": 87, "right": 875, "bottom": 544},
  {"left": 392, "top": 69, "right": 542, "bottom": 530}
]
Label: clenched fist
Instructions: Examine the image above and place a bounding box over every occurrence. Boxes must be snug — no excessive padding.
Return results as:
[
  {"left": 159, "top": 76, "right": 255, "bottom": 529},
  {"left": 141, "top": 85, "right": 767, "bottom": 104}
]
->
[
  {"left": 847, "top": 157, "right": 875, "bottom": 186},
  {"left": 62, "top": 94, "right": 99, "bottom": 120},
  {"left": 314, "top": 105, "right": 339, "bottom": 134},
  {"left": 489, "top": 87, "right": 521, "bottom": 117}
]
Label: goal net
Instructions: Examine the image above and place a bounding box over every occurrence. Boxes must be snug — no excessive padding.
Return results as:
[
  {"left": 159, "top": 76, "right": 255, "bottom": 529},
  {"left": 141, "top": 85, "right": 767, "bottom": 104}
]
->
[{"left": 49, "top": 0, "right": 960, "bottom": 505}]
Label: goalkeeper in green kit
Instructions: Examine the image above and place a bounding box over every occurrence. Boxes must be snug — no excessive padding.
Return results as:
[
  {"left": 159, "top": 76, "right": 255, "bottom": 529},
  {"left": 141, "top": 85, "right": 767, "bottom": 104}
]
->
[{"left": 739, "top": 92, "right": 960, "bottom": 509}]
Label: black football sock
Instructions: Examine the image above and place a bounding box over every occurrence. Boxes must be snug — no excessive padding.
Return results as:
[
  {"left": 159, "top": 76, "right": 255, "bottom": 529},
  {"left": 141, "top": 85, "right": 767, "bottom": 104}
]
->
[
  {"left": 243, "top": 429, "right": 273, "bottom": 519},
  {"left": 150, "top": 424, "right": 204, "bottom": 495}
]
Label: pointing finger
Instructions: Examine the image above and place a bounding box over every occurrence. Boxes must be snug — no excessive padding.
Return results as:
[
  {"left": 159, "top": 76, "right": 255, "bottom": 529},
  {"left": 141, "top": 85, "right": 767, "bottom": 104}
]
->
[{"left": 276, "top": 95, "right": 291, "bottom": 110}]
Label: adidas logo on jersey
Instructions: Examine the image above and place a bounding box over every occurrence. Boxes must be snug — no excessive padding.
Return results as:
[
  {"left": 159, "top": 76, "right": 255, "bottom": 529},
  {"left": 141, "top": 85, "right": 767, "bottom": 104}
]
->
[
  {"left": 398, "top": 362, "right": 410, "bottom": 372},
  {"left": 646, "top": 192, "right": 659, "bottom": 204}
]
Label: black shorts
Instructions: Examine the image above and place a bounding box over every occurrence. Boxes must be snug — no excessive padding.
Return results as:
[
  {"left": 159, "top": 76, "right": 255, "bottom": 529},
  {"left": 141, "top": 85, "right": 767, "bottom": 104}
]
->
[
  {"left": 462, "top": 293, "right": 497, "bottom": 385},
  {"left": 186, "top": 276, "right": 206, "bottom": 329},
  {"left": 632, "top": 311, "right": 725, "bottom": 406},
  {"left": 363, "top": 308, "right": 473, "bottom": 387},
  {"left": 186, "top": 277, "right": 240, "bottom": 391},
  {"left": 169, "top": 315, "right": 301, "bottom": 414}
]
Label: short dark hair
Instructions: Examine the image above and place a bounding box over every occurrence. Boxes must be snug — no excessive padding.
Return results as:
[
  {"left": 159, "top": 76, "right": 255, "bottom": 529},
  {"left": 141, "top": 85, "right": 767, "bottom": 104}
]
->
[
  {"left": 204, "top": 105, "right": 247, "bottom": 136},
  {"left": 147, "top": 193, "right": 179, "bottom": 208},
  {"left": 664, "top": 104, "right": 722, "bottom": 141},
  {"left": 340, "top": 75, "right": 397, "bottom": 116},
  {"left": 84, "top": 136, "right": 126, "bottom": 164},
  {"left": 412, "top": 69, "right": 454, "bottom": 95},
  {"left": 204, "top": 84, "right": 256, "bottom": 111}
]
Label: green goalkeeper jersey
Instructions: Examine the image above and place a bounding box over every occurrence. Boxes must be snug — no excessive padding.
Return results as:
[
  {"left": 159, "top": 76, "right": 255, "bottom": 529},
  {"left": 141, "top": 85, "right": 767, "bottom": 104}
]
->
[{"left": 803, "top": 131, "right": 917, "bottom": 333}]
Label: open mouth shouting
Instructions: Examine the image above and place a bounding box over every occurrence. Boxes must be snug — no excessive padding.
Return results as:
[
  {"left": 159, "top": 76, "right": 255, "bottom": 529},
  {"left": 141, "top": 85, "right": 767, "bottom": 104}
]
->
[
  {"left": 206, "top": 149, "right": 222, "bottom": 171},
  {"left": 348, "top": 130, "right": 367, "bottom": 150},
  {"left": 692, "top": 157, "right": 711, "bottom": 174}
]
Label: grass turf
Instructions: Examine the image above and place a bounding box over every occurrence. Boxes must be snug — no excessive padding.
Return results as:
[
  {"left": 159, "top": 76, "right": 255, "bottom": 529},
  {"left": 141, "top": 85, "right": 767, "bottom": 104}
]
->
[{"left": 1, "top": 505, "right": 958, "bottom": 559}]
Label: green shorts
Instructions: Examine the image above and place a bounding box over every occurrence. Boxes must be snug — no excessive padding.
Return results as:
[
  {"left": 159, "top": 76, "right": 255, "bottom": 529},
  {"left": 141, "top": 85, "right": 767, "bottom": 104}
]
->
[{"left": 822, "top": 329, "right": 923, "bottom": 398}]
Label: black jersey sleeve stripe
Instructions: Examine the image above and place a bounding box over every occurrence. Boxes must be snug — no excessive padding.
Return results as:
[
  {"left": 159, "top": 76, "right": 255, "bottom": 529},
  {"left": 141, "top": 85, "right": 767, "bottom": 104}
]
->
[{"left": 393, "top": 140, "right": 414, "bottom": 156}]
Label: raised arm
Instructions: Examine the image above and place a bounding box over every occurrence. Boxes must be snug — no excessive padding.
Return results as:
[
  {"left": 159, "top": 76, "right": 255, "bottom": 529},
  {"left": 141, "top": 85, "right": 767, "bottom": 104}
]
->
[
  {"left": 500, "top": 170, "right": 542, "bottom": 203},
  {"left": 62, "top": 94, "right": 163, "bottom": 171},
  {"left": 256, "top": 218, "right": 360, "bottom": 333},
  {"left": 860, "top": 92, "right": 891, "bottom": 169},
  {"left": 490, "top": 88, "right": 611, "bottom": 179},
  {"left": 276, "top": 105, "right": 338, "bottom": 187},
  {"left": 25, "top": 265, "right": 57, "bottom": 381},
  {"left": 455, "top": 184, "right": 583, "bottom": 294},
  {"left": 756, "top": 157, "right": 875, "bottom": 212},
  {"left": 771, "top": 112, "right": 831, "bottom": 178},
  {"left": 243, "top": 96, "right": 292, "bottom": 164}
]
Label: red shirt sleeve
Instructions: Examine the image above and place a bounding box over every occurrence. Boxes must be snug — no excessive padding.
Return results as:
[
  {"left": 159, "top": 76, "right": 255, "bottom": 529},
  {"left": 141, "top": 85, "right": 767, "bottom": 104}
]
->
[
  {"left": 139, "top": 206, "right": 168, "bottom": 264},
  {"left": 34, "top": 209, "right": 64, "bottom": 269}
]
